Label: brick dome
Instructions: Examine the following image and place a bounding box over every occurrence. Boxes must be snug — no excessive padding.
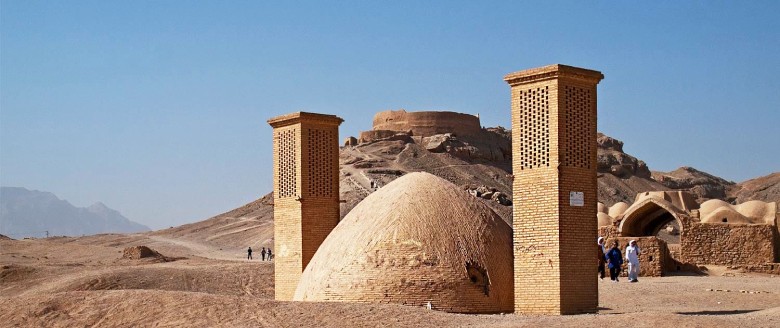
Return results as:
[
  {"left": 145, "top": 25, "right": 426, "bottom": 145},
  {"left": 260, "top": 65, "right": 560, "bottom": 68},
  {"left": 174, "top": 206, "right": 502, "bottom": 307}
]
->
[
  {"left": 293, "top": 172, "right": 513, "bottom": 313},
  {"left": 699, "top": 199, "right": 777, "bottom": 225}
]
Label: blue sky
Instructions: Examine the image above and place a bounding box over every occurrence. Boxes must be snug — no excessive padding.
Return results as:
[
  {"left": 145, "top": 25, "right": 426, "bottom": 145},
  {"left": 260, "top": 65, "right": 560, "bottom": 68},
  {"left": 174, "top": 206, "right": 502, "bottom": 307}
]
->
[{"left": 2, "top": 1, "right": 778, "bottom": 229}]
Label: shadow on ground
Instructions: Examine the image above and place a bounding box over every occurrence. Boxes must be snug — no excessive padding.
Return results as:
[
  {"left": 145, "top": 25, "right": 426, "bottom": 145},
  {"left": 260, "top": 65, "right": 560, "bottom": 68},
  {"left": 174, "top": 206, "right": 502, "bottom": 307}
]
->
[{"left": 676, "top": 309, "right": 759, "bottom": 316}]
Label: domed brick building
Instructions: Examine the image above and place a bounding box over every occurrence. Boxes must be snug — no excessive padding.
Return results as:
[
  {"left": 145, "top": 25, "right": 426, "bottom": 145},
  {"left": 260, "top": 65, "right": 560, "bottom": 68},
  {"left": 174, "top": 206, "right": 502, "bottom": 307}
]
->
[{"left": 293, "top": 172, "right": 514, "bottom": 313}]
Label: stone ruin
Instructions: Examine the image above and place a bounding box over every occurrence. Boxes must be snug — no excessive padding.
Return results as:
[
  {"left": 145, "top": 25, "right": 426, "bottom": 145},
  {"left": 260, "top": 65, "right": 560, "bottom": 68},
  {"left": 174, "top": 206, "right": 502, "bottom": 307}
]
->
[
  {"left": 368, "top": 109, "right": 481, "bottom": 138},
  {"left": 351, "top": 109, "right": 511, "bottom": 163},
  {"left": 120, "top": 245, "right": 174, "bottom": 263},
  {"left": 598, "top": 191, "right": 780, "bottom": 276},
  {"left": 465, "top": 185, "right": 512, "bottom": 206}
]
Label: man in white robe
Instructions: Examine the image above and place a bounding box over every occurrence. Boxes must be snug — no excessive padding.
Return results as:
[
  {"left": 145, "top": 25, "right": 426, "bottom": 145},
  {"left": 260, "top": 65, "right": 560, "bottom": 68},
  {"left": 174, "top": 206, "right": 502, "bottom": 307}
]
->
[{"left": 625, "top": 240, "right": 641, "bottom": 282}]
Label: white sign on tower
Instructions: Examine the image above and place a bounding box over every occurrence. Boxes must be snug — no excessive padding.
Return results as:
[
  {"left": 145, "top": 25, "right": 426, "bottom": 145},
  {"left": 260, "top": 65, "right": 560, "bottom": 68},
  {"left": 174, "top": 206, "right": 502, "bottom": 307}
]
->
[{"left": 569, "top": 191, "right": 584, "bottom": 207}]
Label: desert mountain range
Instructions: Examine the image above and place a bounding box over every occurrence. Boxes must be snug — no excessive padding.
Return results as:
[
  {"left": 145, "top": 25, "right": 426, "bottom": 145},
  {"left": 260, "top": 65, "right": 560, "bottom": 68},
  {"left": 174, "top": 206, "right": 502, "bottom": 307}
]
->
[{"left": 0, "top": 187, "right": 150, "bottom": 239}]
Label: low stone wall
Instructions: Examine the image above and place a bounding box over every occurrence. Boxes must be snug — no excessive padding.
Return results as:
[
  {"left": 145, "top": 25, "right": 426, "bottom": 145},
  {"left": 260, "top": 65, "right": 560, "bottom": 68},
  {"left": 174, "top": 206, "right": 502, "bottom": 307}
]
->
[
  {"left": 681, "top": 223, "right": 776, "bottom": 265},
  {"left": 728, "top": 263, "right": 780, "bottom": 275},
  {"left": 603, "top": 236, "right": 668, "bottom": 277},
  {"left": 372, "top": 110, "right": 481, "bottom": 137},
  {"left": 343, "top": 136, "right": 358, "bottom": 147},
  {"left": 358, "top": 130, "right": 403, "bottom": 143},
  {"left": 598, "top": 226, "right": 618, "bottom": 240}
]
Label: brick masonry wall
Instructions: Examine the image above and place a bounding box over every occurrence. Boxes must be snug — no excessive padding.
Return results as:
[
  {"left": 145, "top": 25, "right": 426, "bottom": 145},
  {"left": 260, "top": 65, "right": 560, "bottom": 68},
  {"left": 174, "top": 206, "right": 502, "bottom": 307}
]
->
[
  {"left": 273, "top": 197, "right": 302, "bottom": 301},
  {"left": 507, "top": 65, "right": 603, "bottom": 315},
  {"left": 598, "top": 226, "right": 618, "bottom": 241},
  {"left": 559, "top": 167, "right": 599, "bottom": 310},
  {"left": 605, "top": 237, "right": 667, "bottom": 277},
  {"left": 372, "top": 109, "right": 481, "bottom": 137},
  {"left": 681, "top": 223, "right": 776, "bottom": 265},
  {"left": 557, "top": 79, "right": 599, "bottom": 314},
  {"left": 513, "top": 168, "right": 563, "bottom": 313},
  {"left": 300, "top": 199, "right": 339, "bottom": 268}
]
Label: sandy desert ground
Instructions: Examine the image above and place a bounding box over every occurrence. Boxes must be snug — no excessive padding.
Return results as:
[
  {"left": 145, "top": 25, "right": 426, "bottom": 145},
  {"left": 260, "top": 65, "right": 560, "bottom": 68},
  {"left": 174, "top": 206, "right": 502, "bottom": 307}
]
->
[{"left": 1, "top": 233, "right": 779, "bottom": 328}]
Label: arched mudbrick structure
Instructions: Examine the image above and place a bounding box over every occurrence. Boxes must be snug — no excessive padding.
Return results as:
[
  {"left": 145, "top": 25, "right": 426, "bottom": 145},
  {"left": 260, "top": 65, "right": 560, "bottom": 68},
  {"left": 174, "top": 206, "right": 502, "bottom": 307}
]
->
[{"left": 618, "top": 198, "right": 687, "bottom": 237}]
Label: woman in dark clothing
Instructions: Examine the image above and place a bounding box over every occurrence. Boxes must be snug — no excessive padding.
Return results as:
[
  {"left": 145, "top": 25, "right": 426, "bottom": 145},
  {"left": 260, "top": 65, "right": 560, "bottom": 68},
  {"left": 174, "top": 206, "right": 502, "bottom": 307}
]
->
[
  {"left": 597, "top": 237, "right": 607, "bottom": 280},
  {"left": 606, "top": 241, "right": 623, "bottom": 282}
]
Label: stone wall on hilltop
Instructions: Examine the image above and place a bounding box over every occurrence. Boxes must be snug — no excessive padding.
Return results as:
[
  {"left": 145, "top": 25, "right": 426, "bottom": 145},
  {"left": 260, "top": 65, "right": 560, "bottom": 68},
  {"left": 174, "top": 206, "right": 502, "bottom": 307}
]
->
[{"left": 372, "top": 109, "right": 481, "bottom": 137}]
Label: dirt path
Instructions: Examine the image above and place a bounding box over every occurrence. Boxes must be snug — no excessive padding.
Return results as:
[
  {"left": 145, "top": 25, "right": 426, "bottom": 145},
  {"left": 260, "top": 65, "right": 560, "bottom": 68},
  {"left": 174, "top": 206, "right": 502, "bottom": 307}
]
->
[{"left": 147, "top": 235, "right": 243, "bottom": 261}]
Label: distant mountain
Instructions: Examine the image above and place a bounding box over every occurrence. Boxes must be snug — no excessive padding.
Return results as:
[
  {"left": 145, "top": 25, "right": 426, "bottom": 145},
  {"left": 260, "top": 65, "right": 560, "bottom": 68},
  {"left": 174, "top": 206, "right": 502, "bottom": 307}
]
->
[{"left": 0, "top": 187, "right": 150, "bottom": 239}]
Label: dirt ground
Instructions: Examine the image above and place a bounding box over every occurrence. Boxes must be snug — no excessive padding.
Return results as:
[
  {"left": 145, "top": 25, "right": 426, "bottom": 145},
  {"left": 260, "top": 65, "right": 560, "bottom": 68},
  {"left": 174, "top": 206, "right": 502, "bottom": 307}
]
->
[{"left": 2, "top": 234, "right": 779, "bottom": 328}]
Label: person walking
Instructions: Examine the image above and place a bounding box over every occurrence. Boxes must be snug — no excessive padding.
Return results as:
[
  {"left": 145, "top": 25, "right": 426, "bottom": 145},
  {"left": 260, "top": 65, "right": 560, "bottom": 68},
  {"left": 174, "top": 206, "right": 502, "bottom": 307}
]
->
[
  {"left": 625, "top": 240, "right": 641, "bottom": 282},
  {"left": 247, "top": 247, "right": 253, "bottom": 260},
  {"left": 597, "top": 237, "right": 607, "bottom": 280},
  {"left": 261, "top": 247, "right": 267, "bottom": 261},
  {"left": 606, "top": 240, "right": 623, "bottom": 282},
  {"left": 266, "top": 248, "right": 272, "bottom": 261}
]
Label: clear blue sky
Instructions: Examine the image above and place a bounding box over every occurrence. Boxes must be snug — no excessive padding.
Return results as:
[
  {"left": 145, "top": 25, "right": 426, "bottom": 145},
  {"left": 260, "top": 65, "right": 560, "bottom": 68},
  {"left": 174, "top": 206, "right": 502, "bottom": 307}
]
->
[{"left": 2, "top": 1, "right": 778, "bottom": 229}]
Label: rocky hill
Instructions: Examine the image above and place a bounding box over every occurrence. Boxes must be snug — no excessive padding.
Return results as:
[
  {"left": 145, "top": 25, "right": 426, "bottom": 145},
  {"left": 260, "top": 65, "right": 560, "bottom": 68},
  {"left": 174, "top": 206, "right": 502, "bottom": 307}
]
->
[
  {"left": 730, "top": 173, "right": 780, "bottom": 204},
  {"left": 595, "top": 133, "right": 668, "bottom": 206},
  {"left": 652, "top": 167, "right": 735, "bottom": 201},
  {"left": 165, "top": 125, "right": 777, "bottom": 248},
  {"left": 0, "top": 187, "right": 150, "bottom": 238},
  {"left": 152, "top": 192, "right": 274, "bottom": 250}
]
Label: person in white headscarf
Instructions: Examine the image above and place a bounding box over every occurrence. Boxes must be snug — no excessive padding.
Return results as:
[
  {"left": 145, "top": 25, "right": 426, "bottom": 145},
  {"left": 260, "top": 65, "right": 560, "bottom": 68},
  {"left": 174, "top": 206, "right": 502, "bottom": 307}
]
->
[{"left": 625, "top": 240, "right": 641, "bottom": 282}]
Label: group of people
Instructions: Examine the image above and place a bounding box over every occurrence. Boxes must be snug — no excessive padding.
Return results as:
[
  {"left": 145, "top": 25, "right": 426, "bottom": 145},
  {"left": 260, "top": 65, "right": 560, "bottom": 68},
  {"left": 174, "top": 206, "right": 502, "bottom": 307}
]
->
[
  {"left": 597, "top": 237, "right": 641, "bottom": 283},
  {"left": 247, "top": 246, "right": 273, "bottom": 261},
  {"left": 369, "top": 180, "right": 381, "bottom": 189}
]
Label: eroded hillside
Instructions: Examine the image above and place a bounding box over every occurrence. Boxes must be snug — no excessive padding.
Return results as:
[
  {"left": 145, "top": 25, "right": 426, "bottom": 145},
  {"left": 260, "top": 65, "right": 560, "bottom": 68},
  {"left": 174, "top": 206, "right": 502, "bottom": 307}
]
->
[{"left": 149, "top": 129, "right": 777, "bottom": 251}]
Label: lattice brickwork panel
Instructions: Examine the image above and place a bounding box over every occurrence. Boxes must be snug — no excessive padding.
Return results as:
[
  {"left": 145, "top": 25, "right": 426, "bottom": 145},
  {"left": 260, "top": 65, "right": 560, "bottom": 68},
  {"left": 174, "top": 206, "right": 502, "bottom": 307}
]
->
[
  {"left": 276, "top": 129, "right": 297, "bottom": 198},
  {"left": 517, "top": 86, "right": 550, "bottom": 170},
  {"left": 562, "top": 85, "right": 592, "bottom": 169},
  {"left": 306, "top": 128, "right": 336, "bottom": 197}
]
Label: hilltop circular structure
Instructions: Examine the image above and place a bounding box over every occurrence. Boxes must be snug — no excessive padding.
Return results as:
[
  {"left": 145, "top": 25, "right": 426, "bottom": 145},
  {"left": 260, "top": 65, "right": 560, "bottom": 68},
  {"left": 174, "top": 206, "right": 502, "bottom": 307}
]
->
[
  {"left": 293, "top": 172, "right": 513, "bottom": 313},
  {"left": 372, "top": 109, "right": 481, "bottom": 137}
]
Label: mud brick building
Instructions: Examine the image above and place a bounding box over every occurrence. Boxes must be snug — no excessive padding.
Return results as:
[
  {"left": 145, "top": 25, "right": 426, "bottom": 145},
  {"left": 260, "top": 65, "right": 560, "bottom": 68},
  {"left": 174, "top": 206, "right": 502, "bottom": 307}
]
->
[{"left": 599, "top": 191, "right": 779, "bottom": 276}]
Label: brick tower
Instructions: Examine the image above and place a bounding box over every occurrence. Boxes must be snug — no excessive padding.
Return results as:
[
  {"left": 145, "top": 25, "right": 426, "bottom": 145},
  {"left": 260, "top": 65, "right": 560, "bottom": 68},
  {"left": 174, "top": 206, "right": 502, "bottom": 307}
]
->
[
  {"left": 505, "top": 64, "right": 604, "bottom": 314},
  {"left": 268, "top": 112, "right": 343, "bottom": 301}
]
